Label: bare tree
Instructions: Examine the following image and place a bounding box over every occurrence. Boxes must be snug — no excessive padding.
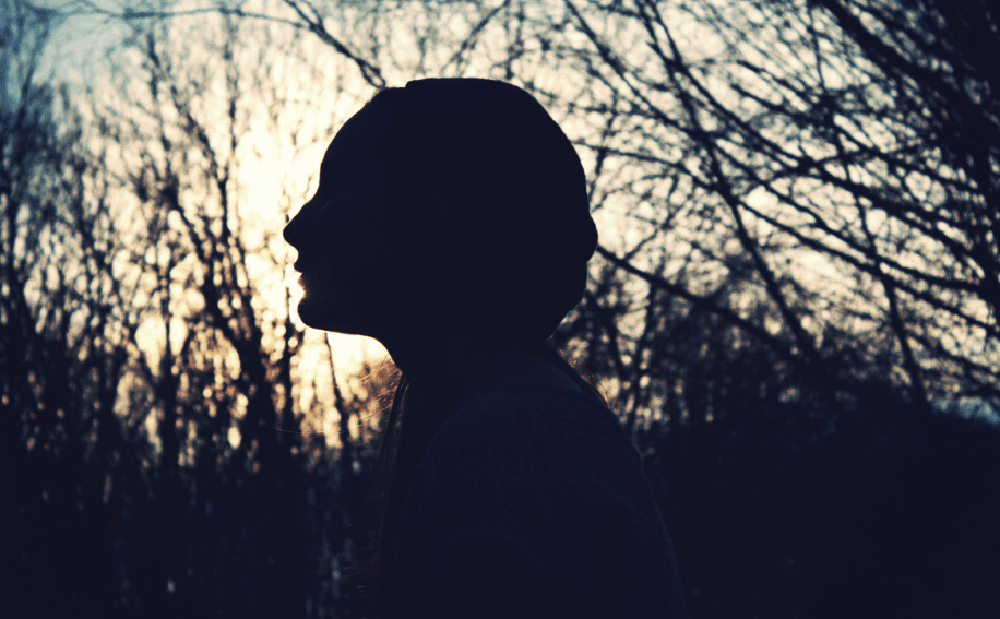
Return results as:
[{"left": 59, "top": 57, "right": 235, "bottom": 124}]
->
[
  {"left": 555, "top": 0, "right": 998, "bottom": 411},
  {"left": 212, "top": 0, "right": 999, "bottom": 427},
  {"left": 434, "top": 0, "right": 999, "bottom": 421},
  {"left": 2, "top": 0, "right": 160, "bottom": 611}
]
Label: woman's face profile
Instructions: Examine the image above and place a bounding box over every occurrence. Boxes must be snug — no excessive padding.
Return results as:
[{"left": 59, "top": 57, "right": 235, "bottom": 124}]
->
[{"left": 283, "top": 107, "right": 391, "bottom": 336}]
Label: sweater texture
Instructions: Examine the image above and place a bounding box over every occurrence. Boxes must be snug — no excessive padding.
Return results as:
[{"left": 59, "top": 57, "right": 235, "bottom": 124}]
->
[{"left": 393, "top": 383, "right": 690, "bottom": 619}]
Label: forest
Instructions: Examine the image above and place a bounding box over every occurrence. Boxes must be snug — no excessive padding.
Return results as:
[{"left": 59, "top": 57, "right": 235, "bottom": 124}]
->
[{"left": 3, "top": 0, "right": 999, "bottom": 617}]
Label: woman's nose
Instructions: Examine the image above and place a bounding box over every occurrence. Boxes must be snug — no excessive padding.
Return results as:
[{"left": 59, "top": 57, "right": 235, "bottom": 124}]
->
[{"left": 283, "top": 210, "right": 306, "bottom": 248}]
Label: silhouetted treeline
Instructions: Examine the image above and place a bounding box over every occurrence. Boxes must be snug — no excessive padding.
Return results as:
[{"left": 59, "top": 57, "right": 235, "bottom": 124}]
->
[
  {"left": 654, "top": 394, "right": 1000, "bottom": 619},
  {"left": 5, "top": 0, "right": 999, "bottom": 617}
]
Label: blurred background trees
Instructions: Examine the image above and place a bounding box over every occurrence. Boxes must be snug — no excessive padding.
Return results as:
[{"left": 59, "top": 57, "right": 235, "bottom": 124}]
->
[{"left": 4, "top": 0, "right": 998, "bottom": 617}]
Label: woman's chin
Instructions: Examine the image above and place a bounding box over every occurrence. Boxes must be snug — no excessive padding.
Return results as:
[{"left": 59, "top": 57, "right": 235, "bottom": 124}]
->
[
  {"left": 296, "top": 295, "right": 332, "bottom": 329},
  {"left": 297, "top": 296, "right": 368, "bottom": 336}
]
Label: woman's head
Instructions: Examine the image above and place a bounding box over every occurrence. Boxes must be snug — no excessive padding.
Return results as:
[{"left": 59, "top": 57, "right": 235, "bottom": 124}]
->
[{"left": 284, "top": 78, "right": 598, "bottom": 345}]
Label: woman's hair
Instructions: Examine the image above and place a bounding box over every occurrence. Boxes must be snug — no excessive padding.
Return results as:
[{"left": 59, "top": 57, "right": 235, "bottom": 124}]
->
[{"left": 341, "top": 79, "right": 600, "bottom": 619}]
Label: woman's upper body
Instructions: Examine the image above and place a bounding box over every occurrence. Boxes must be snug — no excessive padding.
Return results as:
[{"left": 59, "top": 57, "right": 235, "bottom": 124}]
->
[
  {"left": 282, "top": 78, "right": 690, "bottom": 619},
  {"left": 393, "top": 351, "right": 690, "bottom": 619}
]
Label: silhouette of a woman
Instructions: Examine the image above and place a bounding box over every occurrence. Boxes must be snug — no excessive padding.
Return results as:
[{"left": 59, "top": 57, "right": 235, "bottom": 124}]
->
[{"left": 283, "top": 79, "right": 688, "bottom": 619}]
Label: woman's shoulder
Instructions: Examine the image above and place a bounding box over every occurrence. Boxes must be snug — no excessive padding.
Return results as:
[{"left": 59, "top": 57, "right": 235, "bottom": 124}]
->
[
  {"left": 442, "top": 382, "right": 610, "bottom": 436},
  {"left": 420, "top": 381, "right": 643, "bottom": 479},
  {"left": 458, "top": 381, "right": 609, "bottom": 423}
]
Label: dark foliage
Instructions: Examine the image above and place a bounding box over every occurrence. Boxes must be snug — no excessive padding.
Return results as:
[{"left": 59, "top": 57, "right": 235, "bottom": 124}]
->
[{"left": 654, "top": 395, "right": 1000, "bottom": 619}]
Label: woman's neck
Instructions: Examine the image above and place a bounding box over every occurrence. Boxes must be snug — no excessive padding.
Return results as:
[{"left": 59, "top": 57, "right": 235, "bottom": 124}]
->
[
  {"left": 380, "top": 330, "right": 579, "bottom": 413},
  {"left": 383, "top": 329, "right": 507, "bottom": 406}
]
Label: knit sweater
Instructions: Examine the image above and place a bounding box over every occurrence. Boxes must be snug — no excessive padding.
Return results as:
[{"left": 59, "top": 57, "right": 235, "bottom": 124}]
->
[{"left": 393, "top": 382, "right": 690, "bottom": 619}]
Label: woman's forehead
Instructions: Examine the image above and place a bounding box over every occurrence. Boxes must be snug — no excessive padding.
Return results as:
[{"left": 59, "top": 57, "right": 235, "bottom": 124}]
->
[{"left": 320, "top": 109, "right": 380, "bottom": 178}]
